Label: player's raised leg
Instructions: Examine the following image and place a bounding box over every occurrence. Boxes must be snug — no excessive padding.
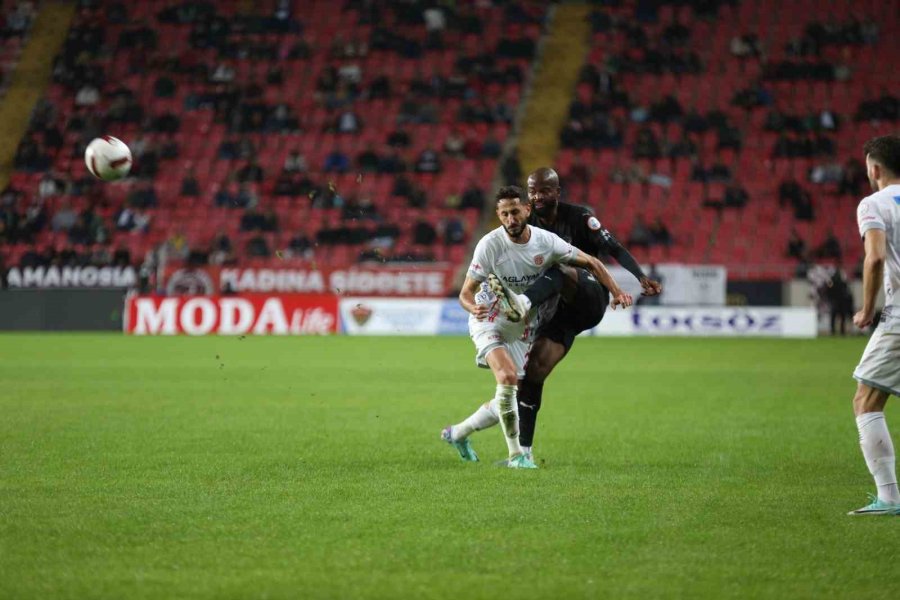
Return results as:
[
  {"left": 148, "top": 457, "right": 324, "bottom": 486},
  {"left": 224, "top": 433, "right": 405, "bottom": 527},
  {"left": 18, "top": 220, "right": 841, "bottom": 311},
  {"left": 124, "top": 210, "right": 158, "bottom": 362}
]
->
[{"left": 518, "top": 337, "right": 568, "bottom": 457}]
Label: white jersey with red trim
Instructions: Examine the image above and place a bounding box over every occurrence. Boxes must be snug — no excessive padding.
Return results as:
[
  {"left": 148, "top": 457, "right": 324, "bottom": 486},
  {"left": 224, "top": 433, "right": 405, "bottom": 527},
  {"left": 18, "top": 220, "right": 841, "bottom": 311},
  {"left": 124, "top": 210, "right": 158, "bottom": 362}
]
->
[{"left": 466, "top": 224, "right": 577, "bottom": 327}]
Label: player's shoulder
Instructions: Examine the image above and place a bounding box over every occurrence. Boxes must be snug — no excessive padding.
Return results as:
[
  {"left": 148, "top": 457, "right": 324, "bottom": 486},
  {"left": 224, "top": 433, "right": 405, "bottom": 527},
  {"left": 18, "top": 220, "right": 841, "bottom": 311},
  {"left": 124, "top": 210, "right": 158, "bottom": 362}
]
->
[
  {"left": 481, "top": 226, "right": 507, "bottom": 242},
  {"left": 861, "top": 185, "right": 900, "bottom": 205},
  {"left": 858, "top": 185, "right": 900, "bottom": 217},
  {"left": 560, "top": 201, "right": 605, "bottom": 231},
  {"left": 558, "top": 201, "right": 595, "bottom": 218}
]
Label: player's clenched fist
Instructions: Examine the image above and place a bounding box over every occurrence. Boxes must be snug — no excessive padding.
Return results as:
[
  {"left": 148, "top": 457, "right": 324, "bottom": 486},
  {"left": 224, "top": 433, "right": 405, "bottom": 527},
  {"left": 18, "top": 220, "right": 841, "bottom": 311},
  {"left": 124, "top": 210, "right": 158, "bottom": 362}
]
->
[{"left": 610, "top": 292, "right": 633, "bottom": 309}]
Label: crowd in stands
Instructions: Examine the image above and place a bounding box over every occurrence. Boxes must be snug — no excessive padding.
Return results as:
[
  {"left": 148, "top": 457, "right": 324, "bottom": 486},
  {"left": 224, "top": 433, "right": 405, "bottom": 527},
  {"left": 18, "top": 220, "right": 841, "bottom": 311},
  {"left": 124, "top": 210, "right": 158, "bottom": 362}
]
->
[
  {"left": 0, "top": 1, "right": 35, "bottom": 94},
  {"left": 2, "top": 0, "right": 897, "bottom": 284},
  {"left": 556, "top": 0, "right": 897, "bottom": 277},
  {"left": 1, "top": 0, "right": 545, "bottom": 281}
]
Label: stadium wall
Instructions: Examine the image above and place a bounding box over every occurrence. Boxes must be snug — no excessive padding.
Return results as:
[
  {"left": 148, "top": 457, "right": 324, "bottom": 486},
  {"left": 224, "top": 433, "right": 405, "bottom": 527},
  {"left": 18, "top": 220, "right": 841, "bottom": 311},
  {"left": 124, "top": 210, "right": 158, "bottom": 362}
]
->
[
  {"left": 122, "top": 295, "right": 817, "bottom": 338},
  {"left": 0, "top": 289, "right": 124, "bottom": 331}
]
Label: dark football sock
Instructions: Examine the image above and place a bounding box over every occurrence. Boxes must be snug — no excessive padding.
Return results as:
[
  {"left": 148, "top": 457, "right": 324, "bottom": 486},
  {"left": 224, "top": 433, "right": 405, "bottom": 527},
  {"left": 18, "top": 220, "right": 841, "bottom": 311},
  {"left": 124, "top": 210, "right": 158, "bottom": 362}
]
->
[
  {"left": 517, "top": 378, "right": 544, "bottom": 448},
  {"left": 523, "top": 267, "right": 565, "bottom": 307}
]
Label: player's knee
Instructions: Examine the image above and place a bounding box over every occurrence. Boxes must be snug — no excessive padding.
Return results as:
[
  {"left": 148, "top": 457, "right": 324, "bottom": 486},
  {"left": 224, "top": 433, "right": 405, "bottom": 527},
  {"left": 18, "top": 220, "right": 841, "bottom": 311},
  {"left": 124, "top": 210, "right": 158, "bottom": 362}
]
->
[
  {"left": 525, "top": 357, "right": 552, "bottom": 382},
  {"left": 496, "top": 368, "right": 518, "bottom": 386},
  {"left": 853, "top": 384, "right": 887, "bottom": 415}
]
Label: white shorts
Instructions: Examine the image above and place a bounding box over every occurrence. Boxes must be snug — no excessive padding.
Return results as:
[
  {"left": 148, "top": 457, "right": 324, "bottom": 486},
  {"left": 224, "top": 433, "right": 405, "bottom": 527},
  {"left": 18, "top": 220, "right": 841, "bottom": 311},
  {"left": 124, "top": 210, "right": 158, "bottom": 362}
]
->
[
  {"left": 853, "top": 325, "right": 900, "bottom": 396},
  {"left": 469, "top": 317, "right": 534, "bottom": 379}
]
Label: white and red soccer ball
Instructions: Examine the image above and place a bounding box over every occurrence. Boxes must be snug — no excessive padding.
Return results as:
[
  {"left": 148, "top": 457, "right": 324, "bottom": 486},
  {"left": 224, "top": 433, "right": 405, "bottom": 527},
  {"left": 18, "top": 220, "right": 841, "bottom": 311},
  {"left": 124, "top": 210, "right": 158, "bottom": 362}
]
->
[{"left": 84, "top": 136, "right": 132, "bottom": 181}]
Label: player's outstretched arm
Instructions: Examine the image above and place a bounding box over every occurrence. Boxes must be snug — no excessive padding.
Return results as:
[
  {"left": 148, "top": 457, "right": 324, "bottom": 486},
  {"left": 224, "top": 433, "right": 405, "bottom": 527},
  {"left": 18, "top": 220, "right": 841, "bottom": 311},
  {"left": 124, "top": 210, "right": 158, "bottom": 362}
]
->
[
  {"left": 459, "top": 276, "right": 491, "bottom": 320},
  {"left": 569, "top": 250, "right": 633, "bottom": 309},
  {"left": 586, "top": 216, "right": 662, "bottom": 296},
  {"left": 854, "top": 229, "right": 886, "bottom": 328}
]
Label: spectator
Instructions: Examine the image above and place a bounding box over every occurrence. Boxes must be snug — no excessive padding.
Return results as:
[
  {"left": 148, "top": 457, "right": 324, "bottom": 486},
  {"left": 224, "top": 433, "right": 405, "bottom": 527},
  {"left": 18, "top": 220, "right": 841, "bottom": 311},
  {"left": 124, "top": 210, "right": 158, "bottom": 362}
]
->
[
  {"left": 240, "top": 208, "right": 265, "bottom": 232},
  {"left": 160, "top": 230, "right": 190, "bottom": 262},
  {"left": 246, "top": 234, "right": 271, "bottom": 258},
  {"left": 237, "top": 160, "right": 264, "bottom": 183},
  {"left": 827, "top": 269, "right": 854, "bottom": 336},
  {"left": 38, "top": 173, "right": 64, "bottom": 199},
  {"left": 415, "top": 148, "right": 441, "bottom": 173},
  {"left": 481, "top": 134, "right": 502, "bottom": 158},
  {"left": 284, "top": 233, "right": 313, "bottom": 259},
  {"left": 633, "top": 127, "right": 661, "bottom": 159},
  {"left": 460, "top": 184, "right": 485, "bottom": 210},
  {"left": 628, "top": 215, "right": 653, "bottom": 247},
  {"left": 154, "top": 75, "right": 176, "bottom": 98},
  {"left": 648, "top": 217, "right": 672, "bottom": 246},
  {"left": 444, "top": 130, "right": 465, "bottom": 158},
  {"left": 51, "top": 201, "right": 78, "bottom": 232},
  {"left": 816, "top": 230, "right": 842, "bottom": 259},
  {"left": 809, "top": 162, "right": 843, "bottom": 184},
  {"left": 413, "top": 220, "right": 437, "bottom": 245},
  {"left": 378, "top": 150, "right": 406, "bottom": 174},
  {"left": 723, "top": 184, "right": 749, "bottom": 208},
  {"left": 209, "top": 232, "right": 235, "bottom": 265},
  {"left": 356, "top": 145, "right": 381, "bottom": 173},
  {"left": 75, "top": 84, "right": 100, "bottom": 107},
  {"left": 283, "top": 150, "right": 307, "bottom": 173},
  {"left": 368, "top": 74, "right": 391, "bottom": 99},
  {"left": 838, "top": 159, "right": 867, "bottom": 196},
  {"left": 443, "top": 217, "right": 466, "bottom": 245},
  {"left": 112, "top": 246, "right": 132, "bottom": 267},
  {"left": 787, "top": 228, "right": 806, "bottom": 260},
  {"left": 215, "top": 181, "right": 239, "bottom": 207},
  {"left": 181, "top": 170, "right": 200, "bottom": 196},
  {"left": 235, "top": 183, "right": 258, "bottom": 209},
  {"left": 261, "top": 210, "right": 279, "bottom": 232},
  {"left": 335, "top": 109, "right": 361, "bottom": 133},
  {"left": 323, "top": 149, "right": 350, "bottom": 173},
  {"left": 387, "top": 129, "right": 411, "bottom": 147}
]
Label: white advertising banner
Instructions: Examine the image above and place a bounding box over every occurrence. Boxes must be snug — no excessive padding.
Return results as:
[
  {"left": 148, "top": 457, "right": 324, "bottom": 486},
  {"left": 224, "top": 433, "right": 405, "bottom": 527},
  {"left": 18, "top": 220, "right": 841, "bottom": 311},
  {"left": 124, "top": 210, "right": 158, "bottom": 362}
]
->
[
  {"left": 339, "top": 298, "right": 445, "bottom": 335},
  {"left": 608, "top": 264, "right": 727, "bottom": 306},
  {"left": 591, "top": 307, "right": 817, "bottom": 338}
]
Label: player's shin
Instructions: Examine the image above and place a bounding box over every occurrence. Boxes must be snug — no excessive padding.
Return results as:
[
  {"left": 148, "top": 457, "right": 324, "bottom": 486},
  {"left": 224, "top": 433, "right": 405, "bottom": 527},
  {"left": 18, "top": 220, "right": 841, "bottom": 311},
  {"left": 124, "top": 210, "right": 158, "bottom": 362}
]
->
[
  {"left": 494, "top": 384, "right": 523, "bottom": 457},
  {"left": 857, "top": 412, "right": 900, "bottom": 503},
  {"left": 524, "top": 267, "right": 566, "bottom": 307},
  {"left": 451, "top": 402, "right": 500, "bottom": 441},
  {"left": 517, "top": 379, "right": 544, "bottom": 451}
]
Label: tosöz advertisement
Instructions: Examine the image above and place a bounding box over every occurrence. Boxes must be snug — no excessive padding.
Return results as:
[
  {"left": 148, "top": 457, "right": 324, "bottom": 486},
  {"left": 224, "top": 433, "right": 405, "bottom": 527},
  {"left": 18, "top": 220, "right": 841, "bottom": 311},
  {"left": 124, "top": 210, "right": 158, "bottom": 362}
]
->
[
  {"left": 591, "top": 307, "right": 817, "bottom": 338},
  {"left": 124, "top": 293, "right": 338, "bottom": 335}
]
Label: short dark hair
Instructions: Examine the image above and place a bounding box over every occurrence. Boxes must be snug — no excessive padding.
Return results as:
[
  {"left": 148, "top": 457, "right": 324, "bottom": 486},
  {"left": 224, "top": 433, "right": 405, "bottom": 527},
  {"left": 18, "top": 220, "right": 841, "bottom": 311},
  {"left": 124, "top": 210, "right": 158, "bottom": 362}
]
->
[
  {"left": 495, "top": 185, "right": 525, "bottom": 204},
  {"left": 863, "top": 135, "right": 900, "bottom": 176}
]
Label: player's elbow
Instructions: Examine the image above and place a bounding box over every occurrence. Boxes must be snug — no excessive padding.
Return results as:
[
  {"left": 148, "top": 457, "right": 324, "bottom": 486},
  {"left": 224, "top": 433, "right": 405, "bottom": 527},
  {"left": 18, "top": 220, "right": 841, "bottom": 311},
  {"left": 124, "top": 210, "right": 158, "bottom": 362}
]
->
[{"left": 866, "top": 252, "right": 886, "bottom": 268}]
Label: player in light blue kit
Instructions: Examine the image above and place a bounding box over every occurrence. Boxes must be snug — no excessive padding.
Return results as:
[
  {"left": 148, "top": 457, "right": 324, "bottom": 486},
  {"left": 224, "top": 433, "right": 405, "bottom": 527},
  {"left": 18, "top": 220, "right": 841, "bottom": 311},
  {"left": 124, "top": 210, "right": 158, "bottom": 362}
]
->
[
  {"left": 849, "top": 135, "right": 900, "bottom": 516},
  {"left": 441, "top": 186, "right": 632, "bottom": 468}
]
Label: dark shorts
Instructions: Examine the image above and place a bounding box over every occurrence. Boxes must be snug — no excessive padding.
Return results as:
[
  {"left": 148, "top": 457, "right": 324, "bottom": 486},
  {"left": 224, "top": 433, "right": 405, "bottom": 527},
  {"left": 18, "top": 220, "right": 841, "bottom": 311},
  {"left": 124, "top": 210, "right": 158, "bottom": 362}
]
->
[{"left": 536, "top": 268, "right": 608, "bottom": 351}]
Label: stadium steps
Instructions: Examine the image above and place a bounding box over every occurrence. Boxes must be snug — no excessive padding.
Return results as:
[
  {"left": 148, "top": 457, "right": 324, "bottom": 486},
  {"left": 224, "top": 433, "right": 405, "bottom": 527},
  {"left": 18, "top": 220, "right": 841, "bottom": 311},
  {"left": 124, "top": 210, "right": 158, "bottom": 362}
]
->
[
  {"left": 0, "top": 0, "right": 75, "bottom": 190},
  {"left": 517, "top": 3, "right": 591, "bottom": 175}
]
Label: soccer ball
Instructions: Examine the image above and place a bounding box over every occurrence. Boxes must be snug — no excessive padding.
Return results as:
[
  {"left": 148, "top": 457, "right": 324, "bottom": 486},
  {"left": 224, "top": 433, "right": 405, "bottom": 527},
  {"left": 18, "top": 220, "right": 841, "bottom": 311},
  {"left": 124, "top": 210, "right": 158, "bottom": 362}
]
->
[{"left": 84, "top": 136, "right": 132, "bottom": 181}]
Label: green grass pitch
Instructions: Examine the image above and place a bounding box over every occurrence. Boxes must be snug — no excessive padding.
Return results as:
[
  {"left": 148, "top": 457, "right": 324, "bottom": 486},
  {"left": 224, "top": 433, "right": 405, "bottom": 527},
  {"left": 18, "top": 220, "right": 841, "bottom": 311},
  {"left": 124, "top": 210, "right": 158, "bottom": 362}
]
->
[{"left": 1, "top": 334, "right": 896, "bottom": 599}]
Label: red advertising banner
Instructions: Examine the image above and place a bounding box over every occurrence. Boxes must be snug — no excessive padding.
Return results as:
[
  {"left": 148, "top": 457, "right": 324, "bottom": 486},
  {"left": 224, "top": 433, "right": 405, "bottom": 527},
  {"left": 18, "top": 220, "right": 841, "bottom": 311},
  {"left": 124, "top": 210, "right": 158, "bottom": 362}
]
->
[
  {"left": 163, "top": 265, "right": 455, "bottom": 297},
  {"left": 124, "top": 293, "right": 339, "bottom": 335}
]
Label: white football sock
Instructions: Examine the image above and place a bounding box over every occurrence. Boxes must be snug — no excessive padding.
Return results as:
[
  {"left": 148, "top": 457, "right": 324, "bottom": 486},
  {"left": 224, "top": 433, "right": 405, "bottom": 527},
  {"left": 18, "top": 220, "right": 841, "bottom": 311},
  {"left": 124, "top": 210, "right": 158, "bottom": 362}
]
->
[
  {"left": 856, "top": 412, "right": 900, "bottom": 503},
  {"left": 494, "top": 383, "right": 523, "bottom": 457},
  {"left": 521, "top": 445, "right": 532, "bottom": 456},
  {"left": 451, "top": 402, "right": 499, "bottom": 441}
]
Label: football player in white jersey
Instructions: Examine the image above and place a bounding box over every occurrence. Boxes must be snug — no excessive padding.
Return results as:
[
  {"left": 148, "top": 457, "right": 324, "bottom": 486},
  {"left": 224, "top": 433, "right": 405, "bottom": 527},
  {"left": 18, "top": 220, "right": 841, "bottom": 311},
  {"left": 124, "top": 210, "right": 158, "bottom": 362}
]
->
[
  {"left": 849, "top": 135, "right": 900, "bottom": 515},
  {"left": 441, "top": 186, "right": 633, "bottom": 468}
]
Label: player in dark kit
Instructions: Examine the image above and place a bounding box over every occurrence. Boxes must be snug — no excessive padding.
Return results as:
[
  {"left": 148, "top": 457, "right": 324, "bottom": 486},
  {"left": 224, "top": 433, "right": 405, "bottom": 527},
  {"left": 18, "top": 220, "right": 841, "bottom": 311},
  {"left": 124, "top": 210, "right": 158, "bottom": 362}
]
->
[{"left": 491, "top": 167, "right": 662, "bottom": 457}]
